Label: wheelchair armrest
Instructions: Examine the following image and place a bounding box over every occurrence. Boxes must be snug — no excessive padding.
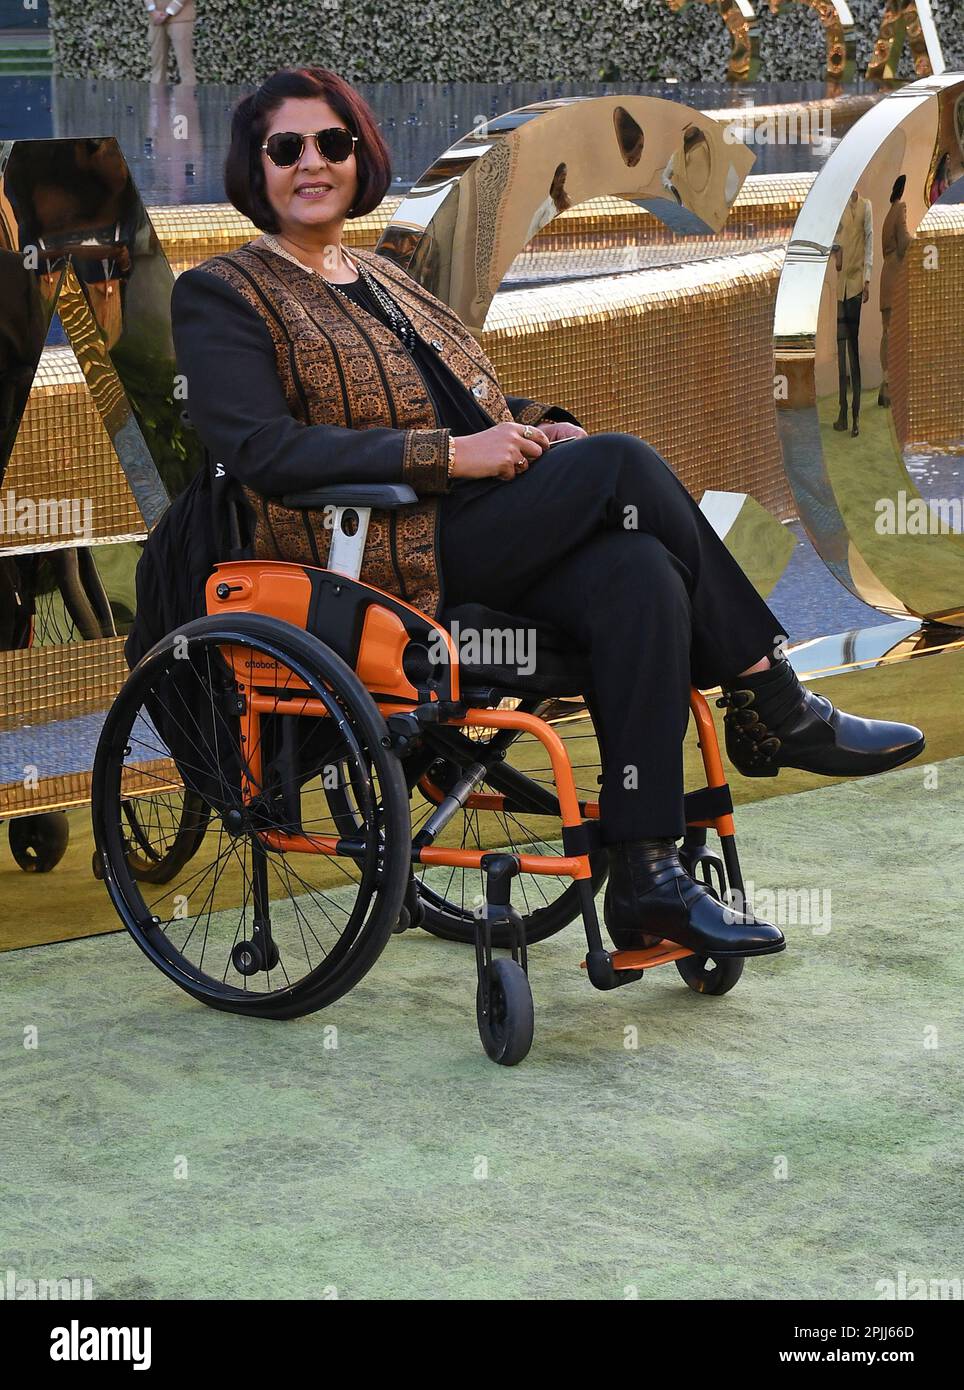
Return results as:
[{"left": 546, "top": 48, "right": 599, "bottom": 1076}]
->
[{"left": 280, "top": 484, "right": 419, "bottom": 509}]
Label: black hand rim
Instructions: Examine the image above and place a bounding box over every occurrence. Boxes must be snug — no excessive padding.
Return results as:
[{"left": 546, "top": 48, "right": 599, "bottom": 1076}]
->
[{"left": 91, "top": 615, "right": 411, "bottom": 1017}]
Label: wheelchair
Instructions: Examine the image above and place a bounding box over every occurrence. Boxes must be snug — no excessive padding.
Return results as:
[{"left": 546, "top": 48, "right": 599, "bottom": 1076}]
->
[{"left": 92, "top": 481, "right": 749, "bottom": 1065}]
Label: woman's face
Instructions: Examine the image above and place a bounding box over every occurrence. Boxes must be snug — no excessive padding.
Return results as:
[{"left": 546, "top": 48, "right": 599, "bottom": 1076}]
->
[{"left": 260, "top": 96, "right": 359, "bottom": 239}]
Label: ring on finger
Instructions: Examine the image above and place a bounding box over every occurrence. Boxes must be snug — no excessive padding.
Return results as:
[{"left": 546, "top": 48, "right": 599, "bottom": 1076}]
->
[{"left": 522, "top": 425, "right": 533, "bottom": 439}]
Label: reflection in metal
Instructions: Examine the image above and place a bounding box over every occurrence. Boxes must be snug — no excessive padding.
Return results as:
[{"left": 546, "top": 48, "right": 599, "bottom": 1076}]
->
[
  {"left": 773, "top": 73, "right": 964, "bottom": 628},
  {"left": 0, "top": 137, "right": 200, "bottom": 530},
  {"left": 785, "top": 613, "right": 961, "bottom": 682},
  {"left": 766, "top": 0, "right": 856, "bottom": 82},
  {"left": 666, "top": 0, "right": 762, "bottom": 83},
  {"left": 699, "top": 489, "right": 796, "bottom": 597},
  {"left": 376, "top": 95, "right": 755, "bottom": 335},
  {"left": 866, "top": 1, "right": 945, "bottom": 82},
  {"left": 712, "top": 91, "right": 881, "bottom": 148},
  {"left": 15, "top": 549, "right": 116, "bottom": 644}
]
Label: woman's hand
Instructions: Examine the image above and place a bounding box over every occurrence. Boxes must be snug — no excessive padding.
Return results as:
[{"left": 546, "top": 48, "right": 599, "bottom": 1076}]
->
[
  {"left": 450, "top": 422, "right": 552, "bottom": 481},
  {"left": 540, "top": 421, "right": 588, "bottom": 443}
]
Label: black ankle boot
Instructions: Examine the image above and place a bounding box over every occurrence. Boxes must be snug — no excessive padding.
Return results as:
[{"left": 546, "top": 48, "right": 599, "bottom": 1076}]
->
[
  {"left": 833, "top": 408, "right": 848, "bottom": 431},
  {"left": 718, "top": 654, "right": 925, "bottom": 778},
  {"left": 604, "top": 838, "right": 785, "bottom": 959}
]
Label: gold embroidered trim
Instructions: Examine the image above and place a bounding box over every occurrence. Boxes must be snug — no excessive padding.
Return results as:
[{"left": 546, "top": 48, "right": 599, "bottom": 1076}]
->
[
  {"left": 352, "top": 249, "right": 513, "bottom": 418},
  {"left": 402, "top": 428, "right": 451, "bottom": 493},
  {"left": 513, "top": 400, "right": 554, "bottom": 426},
  {"left": 242, "top": 486, "right": 442, "bottom": 620},
  {"left": 192, "top": 248, "right": 475, "bottom": 620}
]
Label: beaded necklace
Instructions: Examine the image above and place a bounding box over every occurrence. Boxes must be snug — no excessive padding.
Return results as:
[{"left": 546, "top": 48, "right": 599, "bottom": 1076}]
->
[{"left": 259, "top": 234, "right": 418, "bottom": 351}]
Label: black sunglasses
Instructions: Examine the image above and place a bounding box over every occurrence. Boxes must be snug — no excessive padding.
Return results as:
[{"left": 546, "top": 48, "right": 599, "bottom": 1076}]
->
[{"left": 261, "top": 128, "right": 358, "bottom": 168}]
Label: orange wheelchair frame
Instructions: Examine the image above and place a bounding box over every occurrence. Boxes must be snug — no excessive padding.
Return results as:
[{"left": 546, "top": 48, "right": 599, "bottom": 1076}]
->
[{"left": 196, "top": 551, "right": 746, "bottom": 1062}]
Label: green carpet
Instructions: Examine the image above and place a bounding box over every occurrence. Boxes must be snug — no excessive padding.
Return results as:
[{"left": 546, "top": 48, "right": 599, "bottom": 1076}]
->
[{"left": 1, "top": 756, "right": 962, "bottom": 1300}]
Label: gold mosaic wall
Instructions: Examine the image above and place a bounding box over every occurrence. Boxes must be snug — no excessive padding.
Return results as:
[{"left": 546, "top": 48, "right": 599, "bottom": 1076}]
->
[
  {"left": 152, "top": 173, "right": 814, "bottom": 275},
  {"left": 485, "top": 248, "right": 792, "bottom": 518},
  {"left": 2, "top": 180, "right": 961, "bottom": 819},
  {"left": 1, "top": 348, "right": 144, "bottom": 554},
  {"left": 0, "top": 637, "right": 129, "bottom": 815},
  {"left": 901, "top": 204, "right": 964, "bottom": 448}
]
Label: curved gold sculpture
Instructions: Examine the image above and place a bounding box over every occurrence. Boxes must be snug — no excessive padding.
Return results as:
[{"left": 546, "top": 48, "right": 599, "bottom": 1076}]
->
[
  {"left": 766, "top": 0, "right": 857, "bottom": 82},
  {"left": 376, "top": 95, "right": 755, "bottom": 336},
  {"left": 866, "top": 1, "right": 946, "bottom": 81},
  {"left": 773, "top": 72, "right": 964, "bottom": 627},
  {"left": 0, "top": 136, "right": 191, "bottom": 529},
  {"left": 666, "top": 0, "right": 762, "bottom": 83}
]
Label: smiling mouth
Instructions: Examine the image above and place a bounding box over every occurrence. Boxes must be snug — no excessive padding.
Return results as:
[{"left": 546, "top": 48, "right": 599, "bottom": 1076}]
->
[{"left": 296, "top": 185, "right": 333, "bottom": 197}]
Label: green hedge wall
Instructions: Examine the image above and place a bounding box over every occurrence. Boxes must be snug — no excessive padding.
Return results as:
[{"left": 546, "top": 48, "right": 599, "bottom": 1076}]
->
[{"left": 49, "top": 0, "right": 964, "bottom": 86}]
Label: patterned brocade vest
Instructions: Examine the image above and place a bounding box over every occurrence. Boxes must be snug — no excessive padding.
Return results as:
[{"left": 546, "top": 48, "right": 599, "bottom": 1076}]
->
[{"left": 193, "top": 242, "right": 550, "bottom": 621}]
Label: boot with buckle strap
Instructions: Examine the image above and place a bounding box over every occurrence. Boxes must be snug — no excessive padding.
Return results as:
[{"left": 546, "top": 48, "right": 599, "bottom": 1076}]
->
[
  {"left": 603, "top": 838, "right": 786, "bottom": 959},
  {"left": 717, "top": 653, "right": 925, "bottom": 779}
]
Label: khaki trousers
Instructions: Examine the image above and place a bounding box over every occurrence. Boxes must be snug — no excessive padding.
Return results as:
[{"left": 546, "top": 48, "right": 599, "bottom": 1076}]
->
[{"left": 149, "top": 1, "right": 197, "bottom": 84}]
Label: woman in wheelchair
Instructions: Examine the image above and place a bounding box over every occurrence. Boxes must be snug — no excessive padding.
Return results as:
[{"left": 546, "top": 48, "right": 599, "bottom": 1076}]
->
[{"left": 156, "top": 65, "right": 924, "bottom": 969}]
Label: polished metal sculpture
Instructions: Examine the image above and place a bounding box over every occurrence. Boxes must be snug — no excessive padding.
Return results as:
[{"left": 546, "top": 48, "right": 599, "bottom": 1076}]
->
[
  {"left": 766, "top": 0, "right": 857, "bottom": 82},
  {"left": 376, "top": 95, "right": 755, "bottom": 335},
  {"left": 668, "top": 0, "right": 945, "bottom": 86},
  {"left": 0, "top": 136, "right": 201, "bottom": 676},
  {"left": 0, "top": 137, "right": 197, "bottom": 529},
  {"left": 700, "top": 489, "right": 796, "bottom": 597},
  {"left": 773, "top": 73, "right": 964, "bottom": 627},
  {"left": 666, "top": 0, "right": 762, "bottom": 83},
  {"left": 787, "top": 610, "right": 963, "bottom": 681},
  {"left": 867, "top": 1, "right": 946, "bottom": 81}
]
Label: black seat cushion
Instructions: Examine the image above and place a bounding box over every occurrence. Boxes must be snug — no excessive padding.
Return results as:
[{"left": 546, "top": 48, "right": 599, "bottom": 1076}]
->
[{"left": 439, "top": 602, "right": 590, "bottom": 697}]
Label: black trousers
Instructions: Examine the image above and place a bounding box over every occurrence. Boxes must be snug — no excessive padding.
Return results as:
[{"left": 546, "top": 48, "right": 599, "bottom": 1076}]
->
[
  {"left": 837, "top": 292, "right": 863, "bottom": 418},
  {"left": 437, "top": 433, "right": 788, "bottom": 843}
]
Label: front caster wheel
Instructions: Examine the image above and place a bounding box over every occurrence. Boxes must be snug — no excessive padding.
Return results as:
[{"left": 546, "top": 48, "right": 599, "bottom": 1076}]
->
[
  {"left": 674, "top": 875, "right": 745, "bottom": 994},
  {"left": 476, "top": 958, "right": 534, "bottom": 1066},
  {"left": 676, "top": 954, "right": 744, "bottom": 995},
  {"left": 232, "top": 935, "right": 281, "bottom": 976},
  {"left": 9, "top": 812, "right": 69, "bottom": 872}
]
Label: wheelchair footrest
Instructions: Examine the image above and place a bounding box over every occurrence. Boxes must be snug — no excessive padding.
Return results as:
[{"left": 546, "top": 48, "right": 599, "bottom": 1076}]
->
[
  {"left": 612, "top": 941, "right": 695, "bottom": 969},
  {"left": 580, "top": 941, "right": 695, "bottom": 976}
]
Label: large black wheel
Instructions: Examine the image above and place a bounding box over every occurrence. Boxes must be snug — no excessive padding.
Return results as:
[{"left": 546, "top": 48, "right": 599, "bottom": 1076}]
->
[
  {"left": 8, "top": 812, "right": 69, "bottom": 873},
  {"left": 477, "top": 958, "right": 534, "bottom": 1065},
  {"left": 91, "top": 614, "right": 411, "bottom": 1019},
  {"left": 413, "top": 697, "right": 608, "bottom": 947}
]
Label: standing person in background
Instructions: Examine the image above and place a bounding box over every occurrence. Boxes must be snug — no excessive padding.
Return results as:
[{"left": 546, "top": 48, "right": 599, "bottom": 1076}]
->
[
  {"left": 878, "top": 174, "right": 914, "bottom": 409},
  {"left": 831, "top": 188, "right": 873, "bottom": 438},
  {"left": 145, "top": 0, "right": 196, "bottom": 85}
]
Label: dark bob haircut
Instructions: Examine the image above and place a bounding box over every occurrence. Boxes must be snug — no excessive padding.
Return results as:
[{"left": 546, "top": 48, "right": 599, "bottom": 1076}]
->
[{"left": 224, "top": 66, "right": 392, "bottom": 231}]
